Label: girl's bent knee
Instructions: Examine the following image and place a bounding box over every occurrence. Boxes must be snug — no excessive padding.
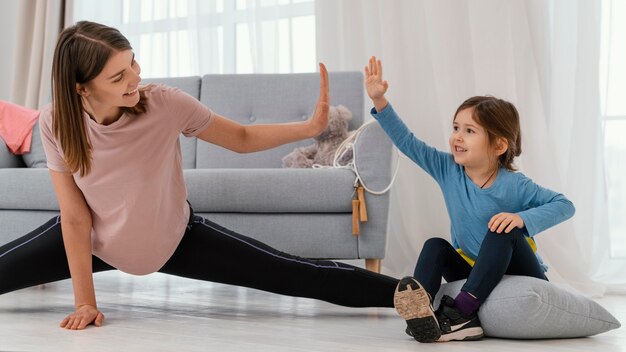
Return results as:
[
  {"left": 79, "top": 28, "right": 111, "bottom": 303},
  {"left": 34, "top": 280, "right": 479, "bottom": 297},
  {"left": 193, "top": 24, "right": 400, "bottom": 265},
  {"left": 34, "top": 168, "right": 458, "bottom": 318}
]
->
[
  {"left": 486, "top": 227, "right": 525, "bottom": 238},
  {"left": 423, "top": 237, "right": 451, "bottom": 251}
]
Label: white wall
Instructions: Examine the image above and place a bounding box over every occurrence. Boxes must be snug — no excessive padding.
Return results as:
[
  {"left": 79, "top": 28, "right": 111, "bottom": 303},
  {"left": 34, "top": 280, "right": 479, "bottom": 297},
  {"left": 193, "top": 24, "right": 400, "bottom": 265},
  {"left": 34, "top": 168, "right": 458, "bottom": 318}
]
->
[{"left": 0, "top": 1, "right": 19, "bottom": 101}]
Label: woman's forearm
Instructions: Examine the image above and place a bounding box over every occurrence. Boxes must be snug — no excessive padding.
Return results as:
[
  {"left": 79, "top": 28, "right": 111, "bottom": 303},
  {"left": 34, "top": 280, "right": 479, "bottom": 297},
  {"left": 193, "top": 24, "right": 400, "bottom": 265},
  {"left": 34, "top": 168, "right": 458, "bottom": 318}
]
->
[
  {"left": 196, "top": 64, "right": 329, "bottom": 154},
  {"left": 239, "top": 120, "right": 318, "bottom": 153},
  {"left": 60, "top": 220, "right": 97, "bottom": 308}
]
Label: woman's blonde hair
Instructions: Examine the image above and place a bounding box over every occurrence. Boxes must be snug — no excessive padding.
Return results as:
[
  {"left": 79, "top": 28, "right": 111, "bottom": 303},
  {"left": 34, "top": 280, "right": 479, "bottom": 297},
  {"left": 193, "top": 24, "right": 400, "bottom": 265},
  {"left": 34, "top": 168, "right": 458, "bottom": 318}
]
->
[
  {"left": 51, "top": 21, "right": 147, "bottom": 177},
  {"left": 454, "top": 96, "right": 522, "bottom": 171}
]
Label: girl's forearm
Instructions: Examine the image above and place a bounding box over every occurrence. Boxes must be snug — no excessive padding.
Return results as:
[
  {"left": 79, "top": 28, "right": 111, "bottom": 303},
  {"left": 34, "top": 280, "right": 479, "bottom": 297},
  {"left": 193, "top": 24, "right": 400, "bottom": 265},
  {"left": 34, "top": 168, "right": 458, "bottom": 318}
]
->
[
  {"left": 372, "top": 97, "right": 389, "bottom": 113},
  {"left": 61, "top": 221, "right": 97, "bottom": 308}
]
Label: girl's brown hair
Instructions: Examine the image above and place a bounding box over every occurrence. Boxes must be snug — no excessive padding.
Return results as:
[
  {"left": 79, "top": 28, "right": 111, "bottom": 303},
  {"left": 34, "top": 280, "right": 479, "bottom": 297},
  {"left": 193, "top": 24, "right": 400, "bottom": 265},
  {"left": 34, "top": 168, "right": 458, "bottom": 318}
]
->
[
  {"left": 454, "top": 96, "right": 522, "bottom": 171},
  {"left": 51, "top": 21, "right": 147, "bottom": 177}
]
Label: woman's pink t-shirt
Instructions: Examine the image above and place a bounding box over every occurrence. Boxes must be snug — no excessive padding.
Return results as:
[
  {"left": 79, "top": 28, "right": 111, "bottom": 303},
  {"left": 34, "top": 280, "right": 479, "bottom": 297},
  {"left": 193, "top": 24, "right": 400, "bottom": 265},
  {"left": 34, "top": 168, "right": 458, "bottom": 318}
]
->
[{"left": 39, "top": 84, "right": 214, "bottom": 275}]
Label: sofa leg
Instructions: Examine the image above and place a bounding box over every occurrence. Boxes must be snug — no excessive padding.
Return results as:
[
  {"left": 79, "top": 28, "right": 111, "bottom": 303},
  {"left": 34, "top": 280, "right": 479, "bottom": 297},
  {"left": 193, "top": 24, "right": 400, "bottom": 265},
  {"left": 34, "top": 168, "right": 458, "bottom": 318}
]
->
[{"left": 365, "top": 258, "right": 381, "bottom": 273}]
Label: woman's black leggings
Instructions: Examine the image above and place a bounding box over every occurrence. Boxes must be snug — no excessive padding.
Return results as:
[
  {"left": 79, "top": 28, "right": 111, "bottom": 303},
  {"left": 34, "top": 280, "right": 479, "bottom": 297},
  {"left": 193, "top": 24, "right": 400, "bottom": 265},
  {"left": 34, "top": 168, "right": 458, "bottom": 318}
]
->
[{"left": 0, "top": 209, "right": 398, "bottom": 308}]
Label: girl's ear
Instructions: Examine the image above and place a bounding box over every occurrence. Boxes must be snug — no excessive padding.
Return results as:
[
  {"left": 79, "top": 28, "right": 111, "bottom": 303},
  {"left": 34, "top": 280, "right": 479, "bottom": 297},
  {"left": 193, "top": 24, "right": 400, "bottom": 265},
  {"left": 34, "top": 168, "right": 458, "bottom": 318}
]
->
[
  {"left": 495, "top": 137, "right": 509, "bottom": 157},
  {"left": 76, "top": 83, "right": 90, "bottom": 97}
]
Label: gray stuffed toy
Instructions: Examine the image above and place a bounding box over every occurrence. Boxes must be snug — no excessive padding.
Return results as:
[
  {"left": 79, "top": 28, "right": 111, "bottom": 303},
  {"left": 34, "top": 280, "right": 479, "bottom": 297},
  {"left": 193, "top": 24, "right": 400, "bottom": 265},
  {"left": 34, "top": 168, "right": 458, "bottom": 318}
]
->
[{"left": 282, "top": 105, "right": 354, "bottom": 168}]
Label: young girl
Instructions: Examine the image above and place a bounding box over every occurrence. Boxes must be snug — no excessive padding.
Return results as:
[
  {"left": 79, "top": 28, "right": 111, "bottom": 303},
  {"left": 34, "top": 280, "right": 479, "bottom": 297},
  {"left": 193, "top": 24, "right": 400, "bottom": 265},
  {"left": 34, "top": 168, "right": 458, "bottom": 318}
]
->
[
  {"left": 364, "top": 56, "right": 575, "bottom": 343},
  {"left": 0, "top": 21, "right": 401, "bottom": 331}
]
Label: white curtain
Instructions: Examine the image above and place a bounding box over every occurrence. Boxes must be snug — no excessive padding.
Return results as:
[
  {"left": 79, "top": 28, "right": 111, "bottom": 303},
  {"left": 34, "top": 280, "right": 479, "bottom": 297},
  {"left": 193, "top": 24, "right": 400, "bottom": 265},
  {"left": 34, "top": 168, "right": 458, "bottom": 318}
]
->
[
  {"left": 72, "top": 0, "right": 315, "bottom": 76},
  {"left": 11, "top": 0, "right": 73, "bottom": 109},
  {"left": 316, "top": 0, "right": 625, "bottom": 296}
]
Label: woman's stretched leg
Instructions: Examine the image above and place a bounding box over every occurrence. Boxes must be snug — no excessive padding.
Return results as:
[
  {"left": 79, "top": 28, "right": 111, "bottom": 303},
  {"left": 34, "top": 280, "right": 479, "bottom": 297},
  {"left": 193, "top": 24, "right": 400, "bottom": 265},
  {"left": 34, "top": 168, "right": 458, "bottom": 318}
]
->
[
  {"left": 0, "top": 216, "right": 114, "bottom": 295},
  {"left": 158, "top": 216, "right": 398, "bottom": 308}
]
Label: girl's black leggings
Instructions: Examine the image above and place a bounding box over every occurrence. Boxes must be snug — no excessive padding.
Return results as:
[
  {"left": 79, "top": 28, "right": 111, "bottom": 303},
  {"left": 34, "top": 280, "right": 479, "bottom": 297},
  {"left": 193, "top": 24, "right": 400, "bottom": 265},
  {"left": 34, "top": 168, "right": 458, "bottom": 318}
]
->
[
  {"left": 0, "top": 208, "right": 398, "bottom": 308},
  {"left": 413, "top": 228, "right": 548, "bottom": 303}
]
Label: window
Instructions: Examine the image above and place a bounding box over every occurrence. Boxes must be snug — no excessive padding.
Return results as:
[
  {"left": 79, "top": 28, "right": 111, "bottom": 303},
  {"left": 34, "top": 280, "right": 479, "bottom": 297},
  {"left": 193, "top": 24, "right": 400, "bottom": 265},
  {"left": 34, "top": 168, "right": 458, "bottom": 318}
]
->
[
  {"left": 600, "top": 0, "right": 626, "bottom": 258},
  {"left": 73, "top": 0, "right": 316, "bottom": 77}
]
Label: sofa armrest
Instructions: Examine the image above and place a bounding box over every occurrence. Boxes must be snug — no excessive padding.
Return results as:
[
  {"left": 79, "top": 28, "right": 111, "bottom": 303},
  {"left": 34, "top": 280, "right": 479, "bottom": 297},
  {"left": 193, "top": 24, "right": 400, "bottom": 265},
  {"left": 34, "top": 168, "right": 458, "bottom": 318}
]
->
[
  {"left": 351, "top": 122, "right": 394, "bottom": 259},
  {"left": 353, "top": 122, "right": 394, "bottom": 193}
]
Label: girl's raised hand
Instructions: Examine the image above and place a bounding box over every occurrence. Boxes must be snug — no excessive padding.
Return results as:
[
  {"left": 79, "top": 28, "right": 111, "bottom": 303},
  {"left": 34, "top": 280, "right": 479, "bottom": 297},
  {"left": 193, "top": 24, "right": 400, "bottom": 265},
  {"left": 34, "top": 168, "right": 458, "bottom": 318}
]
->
[
  {"left": 488, "top": 212, "right": 525, "bottom": 234},
  {"left": 60, "top": 304, "right": 104, "bottom": 330},
  {"left": 364, "top": 56, "right": 388, "bottom": 101}
]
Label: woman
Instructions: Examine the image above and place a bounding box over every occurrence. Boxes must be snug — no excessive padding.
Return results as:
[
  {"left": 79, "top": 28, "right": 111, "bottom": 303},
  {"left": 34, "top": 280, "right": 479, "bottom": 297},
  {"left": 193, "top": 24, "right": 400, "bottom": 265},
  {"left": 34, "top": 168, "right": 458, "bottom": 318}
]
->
[{"left": 0, "top": 21, "right": 399, "bottom": 330}]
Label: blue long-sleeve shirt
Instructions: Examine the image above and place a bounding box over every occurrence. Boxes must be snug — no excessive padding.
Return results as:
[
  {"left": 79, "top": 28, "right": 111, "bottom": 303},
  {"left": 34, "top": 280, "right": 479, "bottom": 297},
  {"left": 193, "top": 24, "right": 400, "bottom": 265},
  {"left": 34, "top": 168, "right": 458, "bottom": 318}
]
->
[{"left": 372, "top": 104, "right": 575, "bottom": 267}]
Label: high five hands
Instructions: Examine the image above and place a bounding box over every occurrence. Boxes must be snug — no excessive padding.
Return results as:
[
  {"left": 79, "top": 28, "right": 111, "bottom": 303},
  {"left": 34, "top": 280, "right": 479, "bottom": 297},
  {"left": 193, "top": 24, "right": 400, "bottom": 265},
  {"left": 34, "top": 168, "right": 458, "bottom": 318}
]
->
[{"left": 365, "top": 56, "right": 389, "bottom": 112}]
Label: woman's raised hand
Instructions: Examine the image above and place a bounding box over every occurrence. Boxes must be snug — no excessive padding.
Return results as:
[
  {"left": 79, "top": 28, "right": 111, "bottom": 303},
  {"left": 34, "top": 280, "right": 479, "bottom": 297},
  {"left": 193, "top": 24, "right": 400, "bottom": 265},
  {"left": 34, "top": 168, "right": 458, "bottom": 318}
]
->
[
  {"left": 60, "top": 304, "right": 104, "bottom": 330},
  {"left": 308, "top": 63, "right": 330, "bottom": 137}
]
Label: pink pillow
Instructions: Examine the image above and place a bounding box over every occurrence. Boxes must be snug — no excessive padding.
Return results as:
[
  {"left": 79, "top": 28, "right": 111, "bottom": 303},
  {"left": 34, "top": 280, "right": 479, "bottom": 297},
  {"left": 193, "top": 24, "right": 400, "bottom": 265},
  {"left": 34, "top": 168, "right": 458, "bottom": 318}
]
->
[{"left": 0, "top": 100, "right": 40, "bottom": 155}]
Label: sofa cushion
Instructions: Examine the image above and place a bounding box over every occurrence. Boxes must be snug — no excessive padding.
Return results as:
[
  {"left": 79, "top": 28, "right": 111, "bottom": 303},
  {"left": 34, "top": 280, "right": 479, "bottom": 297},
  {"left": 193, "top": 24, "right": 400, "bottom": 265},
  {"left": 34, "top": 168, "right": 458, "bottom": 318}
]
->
[
  {"left": 0, "top": 210, "right": 60, "bottom": 243},
  {"left": 201, "top": 213, "right": 359, "bottom": 258},
  {"left": 21, "top": 120, "right": 47, "bottom": 168},
  {"left": 196, "top": 72, "right": 364, "bottom": 168},
  {"left": 141, "top": 76, "right": 202, "bottom": 100},
  {"left": 0, "top": 168, "right": 357, "bottom": 213},
  {"left": 185, "top": 168, "right": 355, "bottom": 213},
  {"left": 0, "top": 136, "right": 25, "bottom": 168},
  {"left": 435, "top": 276, "right": 621, "bottom": 339},
  {"left": 178, "top": 135, "right": 197, "bottom": 169},
  {"left": 0, "top": 168, "right": 57, "bottom": 210}
]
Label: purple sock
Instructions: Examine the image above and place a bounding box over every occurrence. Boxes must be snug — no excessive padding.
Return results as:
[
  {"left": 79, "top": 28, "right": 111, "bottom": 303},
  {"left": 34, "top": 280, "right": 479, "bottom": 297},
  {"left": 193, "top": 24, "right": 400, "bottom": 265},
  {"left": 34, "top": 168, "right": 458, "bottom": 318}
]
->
[{"left": 454, "top": 291, "right": 481, "bottom": 317}]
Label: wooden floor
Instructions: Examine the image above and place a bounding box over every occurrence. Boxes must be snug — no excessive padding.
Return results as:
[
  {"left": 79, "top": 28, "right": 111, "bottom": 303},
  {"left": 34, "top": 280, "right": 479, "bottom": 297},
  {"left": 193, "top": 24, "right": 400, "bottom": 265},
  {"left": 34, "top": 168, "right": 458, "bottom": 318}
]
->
[{"left": 1, "top": 271, "right": 624, "bottom": 352}]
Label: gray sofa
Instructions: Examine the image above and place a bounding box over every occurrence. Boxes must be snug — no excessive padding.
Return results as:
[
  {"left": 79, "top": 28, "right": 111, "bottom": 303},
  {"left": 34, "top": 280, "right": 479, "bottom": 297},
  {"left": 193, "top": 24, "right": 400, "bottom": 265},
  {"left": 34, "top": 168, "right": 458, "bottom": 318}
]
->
[{"left": 0, "top": 72, "right": 393, "bottom": 272}]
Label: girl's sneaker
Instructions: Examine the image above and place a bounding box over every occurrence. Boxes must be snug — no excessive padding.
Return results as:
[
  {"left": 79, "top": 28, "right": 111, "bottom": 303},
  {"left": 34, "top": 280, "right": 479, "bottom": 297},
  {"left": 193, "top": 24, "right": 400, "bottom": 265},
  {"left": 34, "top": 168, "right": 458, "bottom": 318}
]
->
[
  {"left": 393, "top": 276, "right": 441, "bottom": 343},
  {"left": 435, "top": 295, "right": 484, "bottom": 341}
]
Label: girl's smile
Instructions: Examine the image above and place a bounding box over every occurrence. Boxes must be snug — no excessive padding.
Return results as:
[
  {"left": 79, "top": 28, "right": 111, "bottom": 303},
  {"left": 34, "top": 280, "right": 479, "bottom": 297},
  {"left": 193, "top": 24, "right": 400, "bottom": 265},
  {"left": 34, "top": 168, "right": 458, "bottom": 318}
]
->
[{"left": 449, "top": 107, "right": 492, "bottom": 170}]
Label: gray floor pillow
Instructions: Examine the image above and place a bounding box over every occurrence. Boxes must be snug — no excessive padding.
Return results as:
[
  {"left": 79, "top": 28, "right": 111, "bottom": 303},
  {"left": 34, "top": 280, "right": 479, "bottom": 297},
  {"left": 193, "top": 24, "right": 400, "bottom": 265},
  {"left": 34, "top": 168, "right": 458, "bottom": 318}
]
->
[{"left": 435, "top": 275, "right": 621, "bottom": 339}]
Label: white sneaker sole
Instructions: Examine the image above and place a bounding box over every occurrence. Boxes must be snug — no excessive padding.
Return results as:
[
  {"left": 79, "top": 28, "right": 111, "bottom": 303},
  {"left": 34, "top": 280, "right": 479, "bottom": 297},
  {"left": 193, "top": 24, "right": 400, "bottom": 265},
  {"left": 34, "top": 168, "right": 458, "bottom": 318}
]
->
[
  {"left": 394, "top": 277, "right": 441, "bottom": 343},
  {"left": 437, "top": 327, "right": 484, "bottom": 342}
]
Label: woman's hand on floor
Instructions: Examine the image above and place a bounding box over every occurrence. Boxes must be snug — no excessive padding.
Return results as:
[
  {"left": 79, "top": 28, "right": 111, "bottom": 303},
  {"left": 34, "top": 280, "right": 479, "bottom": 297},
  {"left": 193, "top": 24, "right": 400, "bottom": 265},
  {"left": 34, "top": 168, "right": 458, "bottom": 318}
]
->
[{"left": 60, "top": 304, "right": 104, "bottom": 330}]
